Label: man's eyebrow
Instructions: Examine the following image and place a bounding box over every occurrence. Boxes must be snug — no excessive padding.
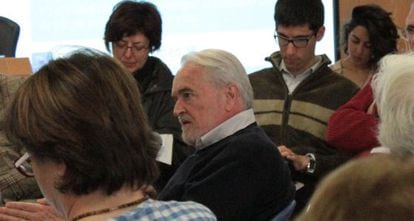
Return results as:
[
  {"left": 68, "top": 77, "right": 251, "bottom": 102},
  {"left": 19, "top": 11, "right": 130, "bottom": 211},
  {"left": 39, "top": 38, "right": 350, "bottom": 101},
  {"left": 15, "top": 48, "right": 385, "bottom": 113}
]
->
[
  {"left": 178, "top": 87, "right": 193, "bottom": 94},
  {"left": 172, "top": 87, "right": 192, "bottom": 98},
  {"left": 277, "top": 32, "right": 312, "bottom": 39}
]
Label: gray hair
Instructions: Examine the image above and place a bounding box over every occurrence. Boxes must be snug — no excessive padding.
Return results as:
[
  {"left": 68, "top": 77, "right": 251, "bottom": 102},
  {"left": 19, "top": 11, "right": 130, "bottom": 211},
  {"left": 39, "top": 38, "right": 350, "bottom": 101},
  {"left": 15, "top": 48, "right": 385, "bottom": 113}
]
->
[
  {"left": 180, "top": 49, "right": 253, "bottom": 109},
  {"left": 372, "top": 52, "right": 414, "bottom": 156}
]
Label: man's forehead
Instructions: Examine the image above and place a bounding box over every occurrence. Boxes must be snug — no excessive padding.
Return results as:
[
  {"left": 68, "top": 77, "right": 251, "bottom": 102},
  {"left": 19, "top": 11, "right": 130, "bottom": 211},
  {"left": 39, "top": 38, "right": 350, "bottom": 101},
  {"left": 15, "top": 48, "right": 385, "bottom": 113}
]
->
[
  {"left": 173, "top": 68, "right": 203, "bottom": 91},
  {"left": 277, "top": 24, "right": 311, "bottom": 30},
  {"left": 276, "top": 24, "right": 313, "bottom": 34}
]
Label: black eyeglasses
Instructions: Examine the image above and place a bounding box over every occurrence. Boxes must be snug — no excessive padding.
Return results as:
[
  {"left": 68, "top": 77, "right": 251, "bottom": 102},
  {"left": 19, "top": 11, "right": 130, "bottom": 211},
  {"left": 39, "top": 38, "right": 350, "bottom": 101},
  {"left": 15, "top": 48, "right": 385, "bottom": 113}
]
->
[
  {"left": 112, "top": 41, "right": 149, "bottom": 55},
  {"left": 274, "top": 32, "right": 315, "bottom": 48},
  {"left": 14, "top": 152, "right": 34, "bottom": 177}
]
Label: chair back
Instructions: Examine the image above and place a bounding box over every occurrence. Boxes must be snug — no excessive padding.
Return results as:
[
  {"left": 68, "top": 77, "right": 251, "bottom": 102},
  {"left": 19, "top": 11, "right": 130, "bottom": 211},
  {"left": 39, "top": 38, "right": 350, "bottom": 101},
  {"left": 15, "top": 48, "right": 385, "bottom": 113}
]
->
[
  {"left": 270, "top": 200, "right": 296, "bottom": 221},
  {"left": 0, "top": 16, "right": 20, "bottom": 57}
]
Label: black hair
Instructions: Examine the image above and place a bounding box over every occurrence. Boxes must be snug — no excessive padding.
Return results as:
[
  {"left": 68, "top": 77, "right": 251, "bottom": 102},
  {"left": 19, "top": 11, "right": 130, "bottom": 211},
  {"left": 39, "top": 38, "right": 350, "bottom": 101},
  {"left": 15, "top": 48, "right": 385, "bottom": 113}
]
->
[
  {"left": 104, "top": 0, "right": 162, "bottom": 53},
  {"left": 274, "top": 0, "right": 324, "bottom": 33}
]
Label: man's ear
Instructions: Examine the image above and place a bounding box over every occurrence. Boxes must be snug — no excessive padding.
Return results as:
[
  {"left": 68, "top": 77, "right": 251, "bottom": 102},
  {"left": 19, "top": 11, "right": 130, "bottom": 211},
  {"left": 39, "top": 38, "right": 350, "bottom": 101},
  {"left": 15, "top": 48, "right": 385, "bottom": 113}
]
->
[
  {"left": 315, "top": 26, "right": 325, "bottom": 41},
  {"left": 224, "top": 84, "right": 239, "bottom": 112}
]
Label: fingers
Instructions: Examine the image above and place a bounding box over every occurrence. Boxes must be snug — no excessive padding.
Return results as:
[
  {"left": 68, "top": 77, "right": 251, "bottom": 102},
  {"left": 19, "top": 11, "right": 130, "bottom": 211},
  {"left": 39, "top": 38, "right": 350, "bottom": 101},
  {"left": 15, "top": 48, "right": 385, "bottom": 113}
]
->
[
  {"left": 0, "top": 207, "right": 32, "bottom": 221},
  {"left": 277, "top": 145, "right": 309, "bottom": 171},
  {"left": 1, "top": 198, "right": 65, "bottom": 221},
  {"left": 4, "top": 202, "right": 42, "bottom": 213},
  {"left": 0, "top": 203, "right": 64, "bottom": 221},
  {"left": 278, "top": 145, "right": 294, "bottom": 157},
  {"left": 35, "top": 199, "right": 48, "bottom": 205},
  {"left": 277, "top": 145, "right": 287, "bottom": 151}
]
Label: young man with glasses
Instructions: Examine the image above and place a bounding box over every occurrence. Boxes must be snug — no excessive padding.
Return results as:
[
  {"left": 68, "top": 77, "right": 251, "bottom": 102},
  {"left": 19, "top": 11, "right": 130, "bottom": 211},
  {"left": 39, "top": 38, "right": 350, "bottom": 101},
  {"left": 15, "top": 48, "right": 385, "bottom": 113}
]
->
[{"left": 249, "top": 0, "right": 359, "bottom": 216}]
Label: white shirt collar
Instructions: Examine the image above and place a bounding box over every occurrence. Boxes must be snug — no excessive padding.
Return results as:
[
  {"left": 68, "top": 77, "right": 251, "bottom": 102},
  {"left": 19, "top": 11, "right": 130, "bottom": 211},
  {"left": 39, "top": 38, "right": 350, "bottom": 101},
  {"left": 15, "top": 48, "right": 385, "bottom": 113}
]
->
[
  {"left": 280, "top": 56, "right": 322, "bottom": 76},
  {"left": 194, "top": 109, "right": 256, "bottom": 150},
  {"left": 280, "top": 56, "right": 322, "bottom": 93}
]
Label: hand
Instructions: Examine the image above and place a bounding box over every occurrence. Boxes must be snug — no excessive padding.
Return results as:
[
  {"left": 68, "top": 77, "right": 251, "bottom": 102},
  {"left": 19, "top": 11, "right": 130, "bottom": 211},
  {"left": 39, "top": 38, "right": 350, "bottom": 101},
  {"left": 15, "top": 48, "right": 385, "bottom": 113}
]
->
[
  {"left": 0, "top": 199, "right": 64, "bottom": 221},
  {"left": 278, "top": 145, "right": 310, "bottom": 171}
]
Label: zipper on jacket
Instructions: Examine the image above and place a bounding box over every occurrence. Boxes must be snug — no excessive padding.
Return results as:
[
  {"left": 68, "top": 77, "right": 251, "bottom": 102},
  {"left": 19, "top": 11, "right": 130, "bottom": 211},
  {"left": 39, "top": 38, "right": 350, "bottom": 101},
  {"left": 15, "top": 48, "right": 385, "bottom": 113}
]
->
[{"left": 280, "top": 94, "right": 292, "bottom": 145}]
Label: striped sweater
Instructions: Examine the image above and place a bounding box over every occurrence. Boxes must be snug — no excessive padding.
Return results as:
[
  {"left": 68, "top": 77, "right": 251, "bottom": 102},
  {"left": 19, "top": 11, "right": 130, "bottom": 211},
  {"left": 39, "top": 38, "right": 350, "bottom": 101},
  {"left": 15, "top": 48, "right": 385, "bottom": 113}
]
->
[{"left": 249, "top": 52, "right": 359, "bottom": 178}]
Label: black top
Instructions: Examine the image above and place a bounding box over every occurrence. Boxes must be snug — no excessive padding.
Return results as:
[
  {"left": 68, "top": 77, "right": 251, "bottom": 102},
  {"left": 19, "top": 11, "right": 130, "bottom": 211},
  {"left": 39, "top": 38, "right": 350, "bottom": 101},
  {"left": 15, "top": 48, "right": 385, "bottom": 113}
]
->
[{"left": 133, "top": 56, "right": 192, "bottom": 191}]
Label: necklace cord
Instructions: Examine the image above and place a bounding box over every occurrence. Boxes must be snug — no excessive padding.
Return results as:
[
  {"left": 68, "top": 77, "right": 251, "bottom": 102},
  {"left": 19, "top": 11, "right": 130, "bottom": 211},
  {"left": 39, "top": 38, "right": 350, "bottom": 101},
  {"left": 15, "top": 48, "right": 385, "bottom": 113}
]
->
[{"left": 71, "top": 196, "right": 148, "bottom": 221}]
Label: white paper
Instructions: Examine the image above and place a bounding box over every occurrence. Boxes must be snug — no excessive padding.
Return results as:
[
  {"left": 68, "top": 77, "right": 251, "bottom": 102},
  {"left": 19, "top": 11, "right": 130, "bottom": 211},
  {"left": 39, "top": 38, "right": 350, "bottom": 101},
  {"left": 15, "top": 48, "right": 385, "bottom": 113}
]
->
[
  {"left": 156, "top": 134, "right": 173, "bottom": 165},
  {"left": 370, "top": 146, "right": 391, "bottom": 154},
  {"left": 295, "top": 181, "right": 304, "bottom": 190}
]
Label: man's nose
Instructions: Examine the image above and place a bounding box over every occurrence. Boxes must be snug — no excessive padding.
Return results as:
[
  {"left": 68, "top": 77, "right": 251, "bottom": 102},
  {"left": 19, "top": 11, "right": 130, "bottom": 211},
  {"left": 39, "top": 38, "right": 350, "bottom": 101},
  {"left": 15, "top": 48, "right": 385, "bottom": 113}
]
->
[
  {"left": 284, "top": 42, "right": 297, "bottom": 55},
  {"left": 173, "top": 99, "right": 184, "bottom": 117}
]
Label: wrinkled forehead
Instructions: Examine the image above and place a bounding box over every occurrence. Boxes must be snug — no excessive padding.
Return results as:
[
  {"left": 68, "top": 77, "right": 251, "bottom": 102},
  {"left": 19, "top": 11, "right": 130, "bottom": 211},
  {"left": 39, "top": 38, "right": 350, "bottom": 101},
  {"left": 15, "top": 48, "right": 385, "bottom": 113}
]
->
[{"left": 173, "top": 64, "right": 206, "bottom": 92}]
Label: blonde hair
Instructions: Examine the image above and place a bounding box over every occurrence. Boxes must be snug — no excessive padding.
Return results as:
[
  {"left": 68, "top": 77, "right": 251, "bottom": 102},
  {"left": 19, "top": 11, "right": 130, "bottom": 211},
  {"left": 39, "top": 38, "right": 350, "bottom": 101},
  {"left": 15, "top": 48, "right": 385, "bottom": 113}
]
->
[{"left": 296, "top": 155, "right": 414, "bottom": 221}]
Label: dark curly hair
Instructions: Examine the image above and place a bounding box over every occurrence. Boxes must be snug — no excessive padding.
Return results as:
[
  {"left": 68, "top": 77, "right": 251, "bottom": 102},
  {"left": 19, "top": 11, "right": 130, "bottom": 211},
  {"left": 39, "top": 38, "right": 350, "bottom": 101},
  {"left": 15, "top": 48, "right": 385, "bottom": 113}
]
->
[
  {"left": 104, "top": 0, "right": 162, "bottom": 53},
  {"left": 343, "top": 4, "right": 398, "bottom": 68}
]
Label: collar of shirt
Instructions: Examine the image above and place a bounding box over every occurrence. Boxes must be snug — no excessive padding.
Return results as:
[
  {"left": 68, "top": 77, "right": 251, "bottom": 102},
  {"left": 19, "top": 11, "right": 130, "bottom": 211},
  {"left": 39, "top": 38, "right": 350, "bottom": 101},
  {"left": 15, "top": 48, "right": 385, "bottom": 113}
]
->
[
  {"left": 280, "top": 56, "right": 322, "bottom": 93},
  {"left": 194, "top": 108, "right": 256, "bottom": 150}
]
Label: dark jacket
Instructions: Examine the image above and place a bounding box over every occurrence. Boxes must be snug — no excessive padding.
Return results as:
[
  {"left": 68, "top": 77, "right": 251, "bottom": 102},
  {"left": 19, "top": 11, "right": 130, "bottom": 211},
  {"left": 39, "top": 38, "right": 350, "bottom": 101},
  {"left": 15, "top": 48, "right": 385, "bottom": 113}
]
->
[
  {"left": 133, "top": 57, "right": 192, "bottom": 191},
  {"left": 159, "top": 123, "right": 295, "bottom": 221}
]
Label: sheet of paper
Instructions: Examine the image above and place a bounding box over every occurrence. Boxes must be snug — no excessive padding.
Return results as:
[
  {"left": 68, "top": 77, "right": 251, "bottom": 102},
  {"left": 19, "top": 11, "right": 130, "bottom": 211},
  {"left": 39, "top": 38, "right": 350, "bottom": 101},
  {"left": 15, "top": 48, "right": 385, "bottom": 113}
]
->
[
  {"left": 156, "top": 134, "right": 173, "bottom": 165},
  {"left": 370, "top": 146, "right": 391, "bottom": 154},
  {"left": 295, "top": 181, "right": 304, "bottom": 190}
]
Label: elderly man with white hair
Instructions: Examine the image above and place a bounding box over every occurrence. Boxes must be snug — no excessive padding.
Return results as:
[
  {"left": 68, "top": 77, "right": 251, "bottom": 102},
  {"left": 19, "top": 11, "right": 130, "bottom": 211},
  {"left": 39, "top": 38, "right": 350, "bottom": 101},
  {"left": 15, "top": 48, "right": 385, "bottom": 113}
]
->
[
  {"left": 372, "top": 52, "right": 414, "bottom": 155},
  {"left": 159, "top": 49, "right": 295, "bottom": 221}
]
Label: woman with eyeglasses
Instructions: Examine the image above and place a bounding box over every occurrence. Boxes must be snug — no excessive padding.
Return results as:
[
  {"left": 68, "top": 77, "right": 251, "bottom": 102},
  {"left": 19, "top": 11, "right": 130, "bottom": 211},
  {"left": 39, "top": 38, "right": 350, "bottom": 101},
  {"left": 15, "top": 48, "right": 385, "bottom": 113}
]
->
[
  {"left": 104, "top": 0, "right": 191, "bottom": 192},
  {"left": 0, "top": 50, "right": 216, "bottom": 221},
  {"left": 326, "top": 4, "right": 398, "bottom": 158}
]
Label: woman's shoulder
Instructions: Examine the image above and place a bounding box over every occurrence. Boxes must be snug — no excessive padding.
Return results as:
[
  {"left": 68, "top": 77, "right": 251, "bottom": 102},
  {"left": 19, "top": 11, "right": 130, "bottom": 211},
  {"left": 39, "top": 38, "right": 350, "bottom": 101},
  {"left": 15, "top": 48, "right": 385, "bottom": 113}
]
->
[
  {"left": 330, "top": 60, "right": 343, "bottom": 74},
  {"left": 111, "top": 199, "right": 217, "bottom": 220}
]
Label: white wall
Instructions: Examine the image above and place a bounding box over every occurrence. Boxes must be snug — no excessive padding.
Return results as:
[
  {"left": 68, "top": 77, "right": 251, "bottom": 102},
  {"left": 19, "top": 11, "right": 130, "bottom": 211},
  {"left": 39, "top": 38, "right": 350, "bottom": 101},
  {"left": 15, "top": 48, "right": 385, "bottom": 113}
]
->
[{"left": 0, "top": 0, "right": 335, "bottom": 73}]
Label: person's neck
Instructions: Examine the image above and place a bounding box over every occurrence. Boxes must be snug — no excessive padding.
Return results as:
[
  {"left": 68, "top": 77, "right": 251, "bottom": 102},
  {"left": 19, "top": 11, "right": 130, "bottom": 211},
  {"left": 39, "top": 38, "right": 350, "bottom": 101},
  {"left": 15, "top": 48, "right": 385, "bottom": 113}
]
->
[
  {"left": 65, "top": 186, "right": 146, "bottom": 221},
  {"left": 341, "top": 56, "right": 374, "bottom": 87},
  {"left": 343, "top": 56, "right": 371, "bottom": 71},
  {"left": 287, "top": 56, "right": 319, "bottom": 76}
]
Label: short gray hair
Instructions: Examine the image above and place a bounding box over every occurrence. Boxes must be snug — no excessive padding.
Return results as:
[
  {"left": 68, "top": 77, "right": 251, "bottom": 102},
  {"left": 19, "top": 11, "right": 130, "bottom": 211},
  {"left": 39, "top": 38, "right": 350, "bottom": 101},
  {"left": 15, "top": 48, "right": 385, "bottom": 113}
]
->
[
  {"left": 372, "top": 52, "right": 414, "bottom": 156},
  {"left": 180, "top": 49, "right": 253, "bottom": 109}
]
